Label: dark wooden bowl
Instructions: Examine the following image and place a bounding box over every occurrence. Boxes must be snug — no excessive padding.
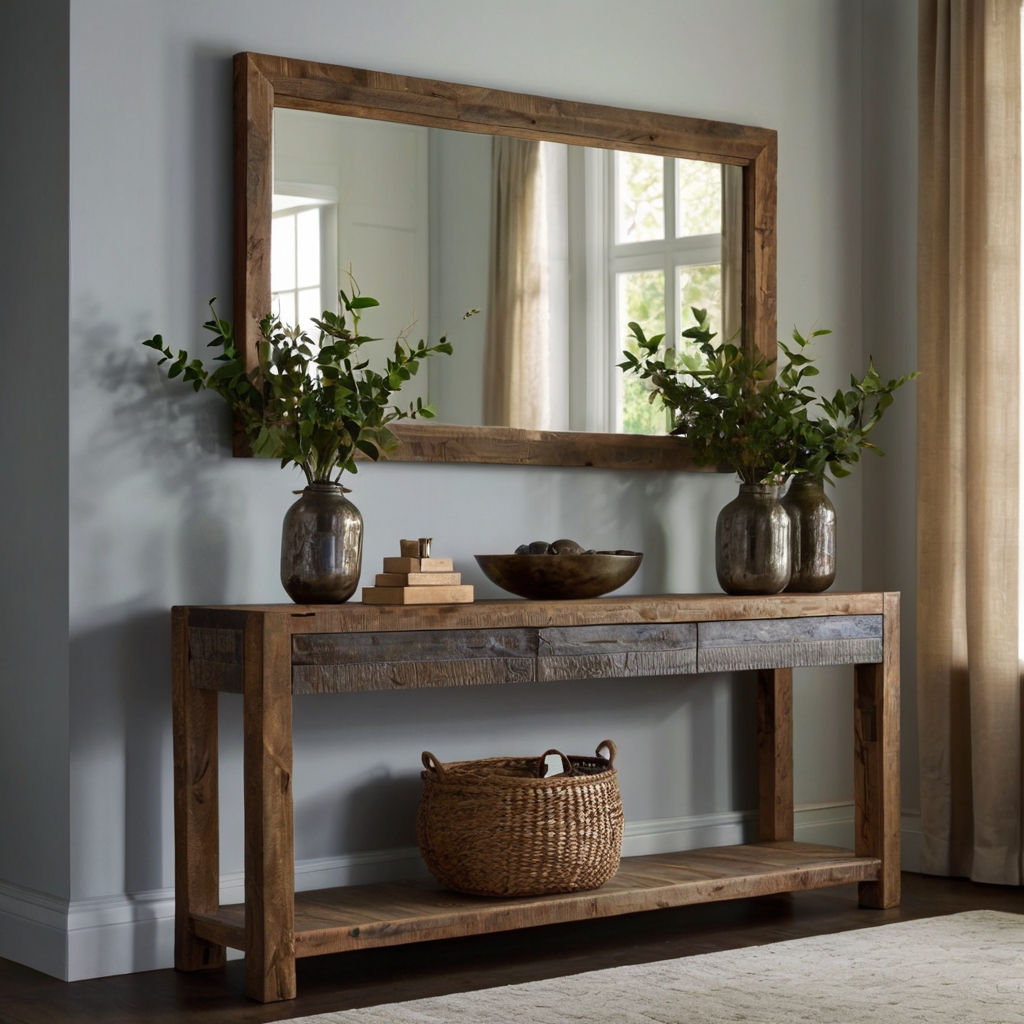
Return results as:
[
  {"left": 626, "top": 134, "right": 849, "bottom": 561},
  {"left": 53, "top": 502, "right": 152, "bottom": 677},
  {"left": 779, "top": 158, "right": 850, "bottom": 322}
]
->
[{"left": 474, "top": 552, "right": 643, "bottom": 600}]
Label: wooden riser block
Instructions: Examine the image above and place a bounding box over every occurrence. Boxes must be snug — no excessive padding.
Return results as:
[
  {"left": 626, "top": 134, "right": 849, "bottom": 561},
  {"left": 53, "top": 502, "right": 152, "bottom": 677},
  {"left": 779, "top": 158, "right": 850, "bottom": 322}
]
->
[
  {"left": 362, "top": 585, "right": 474, "bottom": 605},
  {"left": 382, "top": 557, "right": 454, "bottom": 574},
  {"left": 375, "top": 572, "right": 462, "bottom": 587}
]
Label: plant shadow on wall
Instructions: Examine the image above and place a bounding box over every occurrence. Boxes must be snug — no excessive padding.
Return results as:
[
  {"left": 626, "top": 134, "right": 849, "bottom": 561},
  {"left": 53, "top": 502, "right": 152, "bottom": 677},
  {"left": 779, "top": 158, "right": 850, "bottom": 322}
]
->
[
  {"left": 620, "top": 310, "right": 917, "bottom": 595},
  {"left": 72, "top": 306, "right": 237, "bottom": 604},
  {"left": 143, "top": 281, "right": 478, "bottom": 603}
]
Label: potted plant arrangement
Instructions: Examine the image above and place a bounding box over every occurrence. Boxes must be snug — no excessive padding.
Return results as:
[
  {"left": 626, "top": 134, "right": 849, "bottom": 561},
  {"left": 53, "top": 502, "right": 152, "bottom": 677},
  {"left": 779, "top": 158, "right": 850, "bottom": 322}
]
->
[
  {"left": 620, "top": 310, "right": 915, "bottom": 594},
  {"left": 144, "top": 281, "right": 474, "bottom": 602}
]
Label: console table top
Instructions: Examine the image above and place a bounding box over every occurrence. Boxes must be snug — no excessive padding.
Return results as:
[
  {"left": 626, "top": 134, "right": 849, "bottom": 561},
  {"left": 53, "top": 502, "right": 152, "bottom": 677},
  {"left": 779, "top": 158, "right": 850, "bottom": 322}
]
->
[{"left": 181, "top": 591, "right": 890, "bottom": 635}]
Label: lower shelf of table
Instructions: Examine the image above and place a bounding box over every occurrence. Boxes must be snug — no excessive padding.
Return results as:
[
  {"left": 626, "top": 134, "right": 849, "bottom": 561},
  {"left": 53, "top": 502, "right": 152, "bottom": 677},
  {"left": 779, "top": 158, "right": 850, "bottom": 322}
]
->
[{"left": 191, "top": 841, "right": 880, "bottom": 959}]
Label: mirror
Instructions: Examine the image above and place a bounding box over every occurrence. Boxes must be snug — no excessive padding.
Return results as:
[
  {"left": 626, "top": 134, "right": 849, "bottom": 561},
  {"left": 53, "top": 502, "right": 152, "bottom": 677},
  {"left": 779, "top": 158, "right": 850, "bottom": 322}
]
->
[
  {"left": 273, "top": 108, "right": 744, "bottom": 436},
  {"left": 235, "top": 53, "right": 777, "bottom": 468}
]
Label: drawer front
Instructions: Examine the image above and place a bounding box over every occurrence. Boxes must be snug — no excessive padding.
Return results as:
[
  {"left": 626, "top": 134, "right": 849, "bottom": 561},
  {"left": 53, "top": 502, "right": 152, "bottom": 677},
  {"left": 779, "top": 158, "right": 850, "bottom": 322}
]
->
[
  {"left": 292, "top": 628, "right": 537, "bottom": 693},
  {"left": 697, "top": 615, "right": 883, "bottom": 672},
  {"left": 537, "top": 623, "right": 697, "bottom": 680}
]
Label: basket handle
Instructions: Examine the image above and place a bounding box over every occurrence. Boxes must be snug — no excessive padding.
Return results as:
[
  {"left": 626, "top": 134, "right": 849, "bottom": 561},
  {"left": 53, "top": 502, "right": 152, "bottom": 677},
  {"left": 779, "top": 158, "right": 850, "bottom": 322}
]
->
[
  {"left": 596, "top": 739, "right": 617, "bottom": 767},
  {"left": 537, "top": 749, "right": 576, "bottom": 778},
  {"left": 421, "top": 751, "right": 447, "bottom": 781}
]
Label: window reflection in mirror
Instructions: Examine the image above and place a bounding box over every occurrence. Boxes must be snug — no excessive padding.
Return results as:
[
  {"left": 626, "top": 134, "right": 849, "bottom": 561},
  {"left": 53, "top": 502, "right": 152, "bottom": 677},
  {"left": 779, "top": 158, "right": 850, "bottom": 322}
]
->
[{"left": 272, "top": 108, "right": 741, "bottom": 436}]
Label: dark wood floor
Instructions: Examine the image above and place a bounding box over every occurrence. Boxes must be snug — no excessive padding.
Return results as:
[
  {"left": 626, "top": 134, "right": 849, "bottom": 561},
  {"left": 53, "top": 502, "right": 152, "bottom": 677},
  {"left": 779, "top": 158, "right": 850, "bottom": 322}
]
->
[{"left": 0, "top": 873, "right": 1021, "bottom": 1024}]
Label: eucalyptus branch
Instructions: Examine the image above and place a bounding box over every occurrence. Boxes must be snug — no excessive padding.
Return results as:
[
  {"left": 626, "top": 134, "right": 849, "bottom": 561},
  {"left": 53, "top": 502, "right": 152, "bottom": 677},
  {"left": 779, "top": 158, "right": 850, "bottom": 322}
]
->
[
  {"left": 143, "top": 279, "right": 478, "bottom": 483},
  {"left": 619, "top": 309, "right": 916, "bottom": 486}
]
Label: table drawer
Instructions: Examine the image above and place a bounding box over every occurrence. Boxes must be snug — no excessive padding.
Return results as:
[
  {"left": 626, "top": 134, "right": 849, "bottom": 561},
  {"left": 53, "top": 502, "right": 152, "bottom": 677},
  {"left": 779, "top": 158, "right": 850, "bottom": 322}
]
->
[{"left": 697, "top": 615, "right": 883, "bottom": 672}]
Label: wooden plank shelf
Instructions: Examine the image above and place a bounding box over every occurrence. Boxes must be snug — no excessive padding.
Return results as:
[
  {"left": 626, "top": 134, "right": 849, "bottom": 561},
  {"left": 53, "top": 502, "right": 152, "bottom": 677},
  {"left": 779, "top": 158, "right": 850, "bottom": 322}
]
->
[{"left": 191, "top": 842, "right": 880, "bottom": 958}]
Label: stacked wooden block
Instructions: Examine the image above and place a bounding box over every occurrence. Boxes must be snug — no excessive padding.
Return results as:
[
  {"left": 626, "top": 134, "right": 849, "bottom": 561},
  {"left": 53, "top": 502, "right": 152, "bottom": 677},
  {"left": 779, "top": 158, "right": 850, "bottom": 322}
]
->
[{"left": 361, "top": 538, "right": 474, "bottom": 605}]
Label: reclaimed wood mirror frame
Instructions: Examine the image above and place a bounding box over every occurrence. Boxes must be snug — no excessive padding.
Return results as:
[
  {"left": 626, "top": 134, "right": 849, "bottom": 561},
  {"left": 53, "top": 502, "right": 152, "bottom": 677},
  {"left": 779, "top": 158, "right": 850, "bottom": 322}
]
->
[{"left": 234, "top": 52, "right": 777, "bottom": 469}]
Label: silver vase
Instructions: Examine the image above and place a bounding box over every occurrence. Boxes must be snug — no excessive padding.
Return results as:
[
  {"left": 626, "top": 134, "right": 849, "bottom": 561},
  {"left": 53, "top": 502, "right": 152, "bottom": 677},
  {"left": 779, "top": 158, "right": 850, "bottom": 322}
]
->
[
  {"left": 280, "top": 483, "right": 363, "bottom": 603},
  {"left": 715, "top": 483, "right": 791, "bottom": 595},
  {"left": 782, "top": 475, "right": 837, "bottom": 593}
]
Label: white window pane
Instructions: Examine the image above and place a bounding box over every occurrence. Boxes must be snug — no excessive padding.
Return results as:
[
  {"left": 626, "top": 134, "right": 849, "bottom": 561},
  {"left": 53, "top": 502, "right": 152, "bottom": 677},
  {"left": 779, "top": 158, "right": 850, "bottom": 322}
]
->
[
  {"left": 678, "top": 263, "right": 723, "bottom": 346},
  {"left": 274, "top": 290, "right": 296, "bottom": 330},
  {"left": 616, "top": 269, "right": 669, "bottom": 435},
  {"left": 296, "top": 208, "right": 321, "bottom": 289},
  {"left": 675, "top": 159, "right": 722, "bottom": 238},
  {"left": 615, "top": 151, "right": 664, "bottom": 244},
  {"left": 297, "top": 287, "right": 321, "bottom": 332},
  {"left": 271, "top": 213, "right": 296, "bottom": 292}
]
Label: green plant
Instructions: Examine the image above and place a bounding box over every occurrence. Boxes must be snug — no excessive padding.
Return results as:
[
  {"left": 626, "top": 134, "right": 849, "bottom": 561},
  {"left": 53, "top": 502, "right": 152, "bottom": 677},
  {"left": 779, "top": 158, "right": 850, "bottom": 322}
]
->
[
  {"left": 619, "top": 309, "right": 916, "bottom": 485},
  {"left": 778, "top": 326, "right": 917, "bottom": 484},
  {"left": 143, "top": 281, "right": 477, "bottom": 484}
]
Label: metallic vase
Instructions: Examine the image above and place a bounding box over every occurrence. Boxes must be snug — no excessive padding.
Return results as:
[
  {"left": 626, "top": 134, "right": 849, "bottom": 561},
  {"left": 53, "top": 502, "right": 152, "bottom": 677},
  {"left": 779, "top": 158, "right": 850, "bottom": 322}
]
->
[
  {"left": 782, "top": 475, "right": 837, "bottom": 593},
  {"left": 715, "top": 483, "right": 791, "bottom": 595},
  {"left": 280, "top": 483, "right": 363, "bottom": 603}
]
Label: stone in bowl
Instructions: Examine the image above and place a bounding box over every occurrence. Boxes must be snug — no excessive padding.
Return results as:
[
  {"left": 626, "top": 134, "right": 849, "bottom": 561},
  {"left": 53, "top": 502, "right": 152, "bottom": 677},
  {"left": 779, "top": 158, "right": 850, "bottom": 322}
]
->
[{"left": 475, "top": 550, "right": 643, "bottom": 600}]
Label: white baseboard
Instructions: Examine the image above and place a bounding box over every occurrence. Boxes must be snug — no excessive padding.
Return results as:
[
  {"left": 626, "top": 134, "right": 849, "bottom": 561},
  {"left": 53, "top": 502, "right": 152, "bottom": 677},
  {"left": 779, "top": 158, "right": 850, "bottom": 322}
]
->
[{"left": 0, "top": 802, "right": 924, "bottom": 982}]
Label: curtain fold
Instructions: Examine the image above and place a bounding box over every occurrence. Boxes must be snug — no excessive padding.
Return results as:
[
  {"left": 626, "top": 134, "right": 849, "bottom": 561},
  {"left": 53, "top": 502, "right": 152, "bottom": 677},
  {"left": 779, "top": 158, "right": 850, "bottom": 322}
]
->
[
  {"left": 483, "top": 136, "right": 551, "bottom": 429},
  {"left": 917, "top": 0, "right": 1023, "bottom": 885}
]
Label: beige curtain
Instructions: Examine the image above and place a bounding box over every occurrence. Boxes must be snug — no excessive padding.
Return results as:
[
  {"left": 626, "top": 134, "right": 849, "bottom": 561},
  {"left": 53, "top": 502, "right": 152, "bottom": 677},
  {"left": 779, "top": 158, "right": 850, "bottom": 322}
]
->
[
  {"left": 917, "top": 0, "right": 1022, "bottom": 885},
  {"left": 721, "top": 164, "right": 743, "bottom": 343},
  {"left": 483, "top": 137, "right": 551, "bottom": 429}
]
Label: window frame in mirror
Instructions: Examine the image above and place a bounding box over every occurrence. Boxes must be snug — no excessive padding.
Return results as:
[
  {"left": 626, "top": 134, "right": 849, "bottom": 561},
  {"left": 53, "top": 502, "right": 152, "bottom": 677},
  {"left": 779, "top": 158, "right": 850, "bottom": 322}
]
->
[{"left": 234, "top": 51, "right": 777, "bottom": 470}]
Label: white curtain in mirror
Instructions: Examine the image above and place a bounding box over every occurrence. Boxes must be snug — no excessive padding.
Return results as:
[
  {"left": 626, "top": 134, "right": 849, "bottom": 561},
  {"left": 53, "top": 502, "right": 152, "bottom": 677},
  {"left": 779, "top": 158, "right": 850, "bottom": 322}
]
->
[{"left": 483, "top": 136, "right": 552, "bottom": 429}]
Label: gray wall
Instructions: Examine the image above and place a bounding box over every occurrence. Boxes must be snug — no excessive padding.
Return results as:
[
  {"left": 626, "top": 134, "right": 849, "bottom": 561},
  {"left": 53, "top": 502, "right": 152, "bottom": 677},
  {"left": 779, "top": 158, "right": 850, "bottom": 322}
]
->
[
  {"left": 0, "top": 0, "right": 928, "bottom": 981},
  {"left": 861, "top": 0, "right": 920, "bottom": 815},
  {"left": 66, "top": 0, "right": 864, "bottom": 900},
  {"left": 0, "top": 0, "right": 71, "bottom": 911}
]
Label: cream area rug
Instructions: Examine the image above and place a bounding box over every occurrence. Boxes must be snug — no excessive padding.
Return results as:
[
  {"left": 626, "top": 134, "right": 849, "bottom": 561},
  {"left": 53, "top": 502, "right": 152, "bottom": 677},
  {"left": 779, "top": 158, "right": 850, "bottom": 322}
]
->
[{"left": 284, "top": 911, "right": 1024, "bottom": 1023}]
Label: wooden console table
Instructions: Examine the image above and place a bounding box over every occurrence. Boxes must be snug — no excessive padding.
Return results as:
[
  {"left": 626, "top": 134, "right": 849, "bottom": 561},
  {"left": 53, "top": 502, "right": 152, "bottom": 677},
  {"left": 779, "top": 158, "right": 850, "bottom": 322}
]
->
[{"left": 172, "top": 592, "right": 899, "bottom": 1003}]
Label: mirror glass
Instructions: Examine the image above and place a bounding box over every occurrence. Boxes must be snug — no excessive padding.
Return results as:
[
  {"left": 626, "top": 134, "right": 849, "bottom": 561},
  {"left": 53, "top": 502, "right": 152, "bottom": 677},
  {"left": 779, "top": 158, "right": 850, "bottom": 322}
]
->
[{"left": 273, "top": 107, "right": 743, "bottom": 435}]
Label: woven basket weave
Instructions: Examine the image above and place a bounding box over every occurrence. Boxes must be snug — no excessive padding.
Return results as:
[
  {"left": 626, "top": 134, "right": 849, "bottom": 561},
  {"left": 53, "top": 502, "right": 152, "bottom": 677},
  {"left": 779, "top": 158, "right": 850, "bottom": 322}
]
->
[{"left": 416, "top": 740, "right": 624, "bottom": 897}]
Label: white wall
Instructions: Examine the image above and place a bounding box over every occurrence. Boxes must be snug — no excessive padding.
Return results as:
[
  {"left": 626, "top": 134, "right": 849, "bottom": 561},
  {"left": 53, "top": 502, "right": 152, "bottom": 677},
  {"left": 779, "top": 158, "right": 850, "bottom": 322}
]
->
[{"left": 0, "top": 0, "right": 907, "bottom": 981}]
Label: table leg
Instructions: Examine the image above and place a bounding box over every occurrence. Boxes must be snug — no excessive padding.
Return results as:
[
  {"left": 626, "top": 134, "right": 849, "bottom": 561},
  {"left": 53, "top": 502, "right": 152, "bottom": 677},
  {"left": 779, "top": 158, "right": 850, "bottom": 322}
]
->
[
  {"left": 854, "top": 592, "right": 901, "bottom": 908},
  {"left": 757, "top": 667, "right": 794, "bottom": 841},
  {"left": 244, "top": 611, "right": 296, "bottom": 1002},
  {"left": 172, "top": 607, "right": 226, "bottom": 971}
]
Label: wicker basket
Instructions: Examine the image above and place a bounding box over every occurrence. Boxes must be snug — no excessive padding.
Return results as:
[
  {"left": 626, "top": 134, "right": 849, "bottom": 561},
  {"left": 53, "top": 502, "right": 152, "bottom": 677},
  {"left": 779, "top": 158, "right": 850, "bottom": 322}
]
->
[{"left": 416, "top": 739, "right": 624, "bottom": 897}]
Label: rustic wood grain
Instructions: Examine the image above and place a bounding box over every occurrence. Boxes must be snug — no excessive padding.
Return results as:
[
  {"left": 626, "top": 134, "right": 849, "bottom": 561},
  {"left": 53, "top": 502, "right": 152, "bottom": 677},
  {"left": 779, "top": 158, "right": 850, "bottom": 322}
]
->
[
  {"left": 189, "top": 593, "right": 887, "bottom": 637},
  {"left": 188, "top": 626, "right": 244, "bottom": 693},
  {"left": 172, "top": 608, "right": 225, "bottom": 972},
  {"left": 381, "top": 423, "right": 716, "bottom": 471},
  {"left": 232, "top": 52, "right": 777, "bottom": 470},
  {"left": 292, "top": 627, "right": 537, "bottom": 693},
  {"left": 697, "top": 615, "right": 883, "bottom": 672},
  {"left": 536, "top": 623, "right": 696, "bottom": 680},
  {"left": 757, "top": 668, "right": 793, "bottom": 842},
  {"left": 293, "top": 658, "right": 537, "bottom": 693},
  {"left": 744, "top": 133, "right": 778, "bottom": 365},
  {"left": 854, "top": 592, "right": 901, "bottom": 909},
  {"left": 194, "top": 842, "right": 878, "bottom": 958},
  {"left": 293, "top": 628, "right": 537, "bottom": 663},
  {"left": 233, "top": 53, "right": 273, "bottom": 458},
  {"left": 243, "top": 611, "right": 297, "bottom": 1001}
]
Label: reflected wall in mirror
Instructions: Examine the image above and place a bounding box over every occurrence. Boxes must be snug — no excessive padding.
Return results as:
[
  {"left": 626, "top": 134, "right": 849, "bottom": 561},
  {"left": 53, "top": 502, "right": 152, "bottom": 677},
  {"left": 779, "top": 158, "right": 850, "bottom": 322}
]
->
[
  {"left": 273, "top": 108, "right": 743, "bottom": 436},
  {"left": 236, "top": 52, "right": 776, "bottom": 468}
]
